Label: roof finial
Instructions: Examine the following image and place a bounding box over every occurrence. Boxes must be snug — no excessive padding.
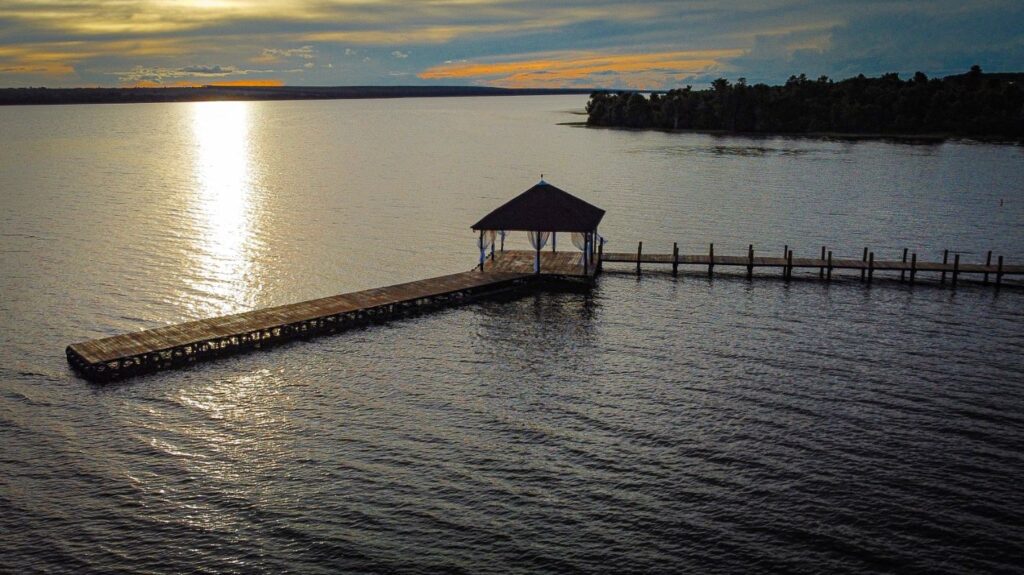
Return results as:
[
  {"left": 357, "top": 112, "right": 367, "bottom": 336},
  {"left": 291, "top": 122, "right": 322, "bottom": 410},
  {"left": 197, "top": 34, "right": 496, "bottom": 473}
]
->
[{"left": 539, "top": 173, "right": 546, "bottom": 184}]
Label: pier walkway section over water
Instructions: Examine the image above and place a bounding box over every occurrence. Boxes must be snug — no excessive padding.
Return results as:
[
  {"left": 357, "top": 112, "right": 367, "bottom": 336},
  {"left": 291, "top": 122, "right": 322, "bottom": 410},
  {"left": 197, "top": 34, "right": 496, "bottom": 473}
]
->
[{"left": 66, "top": 268, "right": 534, "bottom": 382}]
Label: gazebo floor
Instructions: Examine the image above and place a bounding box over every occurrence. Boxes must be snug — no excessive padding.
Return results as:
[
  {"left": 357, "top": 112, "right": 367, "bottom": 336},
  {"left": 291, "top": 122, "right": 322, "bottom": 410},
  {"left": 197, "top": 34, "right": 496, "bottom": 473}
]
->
[{"left": 482, "top": 250, "right": 594, "bottom": 277}]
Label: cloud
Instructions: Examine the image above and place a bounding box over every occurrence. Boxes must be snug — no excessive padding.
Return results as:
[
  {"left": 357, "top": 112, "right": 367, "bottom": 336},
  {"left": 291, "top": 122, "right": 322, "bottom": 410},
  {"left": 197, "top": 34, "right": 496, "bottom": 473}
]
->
[
  {"left": 253, "top": 45, "right": 316, "bottom": 64},
  {"left": 112, "top": 64, "right": 271, "bottom": 84},
  {"left": 180, "top": 64, "right": 236, "bottom": 75},
  {"left": 419, "top": 49, "right": 743, "bottom": 89},
  {"left": 1, "top": 0, "right": 1022, "bottom": 88}
]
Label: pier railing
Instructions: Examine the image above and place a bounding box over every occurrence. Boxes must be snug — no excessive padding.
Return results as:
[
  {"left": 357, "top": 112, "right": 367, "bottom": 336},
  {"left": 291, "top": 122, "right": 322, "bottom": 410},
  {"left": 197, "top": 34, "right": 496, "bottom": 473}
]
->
[{"left": 601, "top": 242, "right": 1020, "bottom": 287}]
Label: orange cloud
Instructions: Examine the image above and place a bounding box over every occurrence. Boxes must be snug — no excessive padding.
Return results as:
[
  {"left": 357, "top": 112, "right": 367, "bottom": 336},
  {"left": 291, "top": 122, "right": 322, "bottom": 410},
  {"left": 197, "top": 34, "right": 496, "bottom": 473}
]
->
[{"left": 418, "top": 50, "right": 744, "bottom": 89}]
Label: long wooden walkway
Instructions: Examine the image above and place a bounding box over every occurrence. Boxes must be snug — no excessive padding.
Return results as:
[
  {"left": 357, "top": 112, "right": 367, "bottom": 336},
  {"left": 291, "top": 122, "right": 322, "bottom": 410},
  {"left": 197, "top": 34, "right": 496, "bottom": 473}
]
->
[
  {"left": 66, "top": 244, "right": 1020, "bottom": 382},
  {"left": 601, "top": 242, "right": 1022, "bottom": 285},
  {"left": 67, "top": 269, "right": 534, "bottom": 382}
]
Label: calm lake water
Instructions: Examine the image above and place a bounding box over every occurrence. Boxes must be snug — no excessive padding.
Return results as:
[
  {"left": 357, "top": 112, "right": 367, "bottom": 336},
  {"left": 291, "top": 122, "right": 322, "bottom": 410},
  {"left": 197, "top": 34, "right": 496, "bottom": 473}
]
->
[{"left": 1, "top": 95, "right": 1023, "bottom": 573}]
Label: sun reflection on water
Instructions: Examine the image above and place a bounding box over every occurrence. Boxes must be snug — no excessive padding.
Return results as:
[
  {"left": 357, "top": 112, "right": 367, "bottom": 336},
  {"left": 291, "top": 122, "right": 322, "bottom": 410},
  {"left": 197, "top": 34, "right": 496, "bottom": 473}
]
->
[{"left": 188, "top": 101, "right": 258, "bottom": 316}]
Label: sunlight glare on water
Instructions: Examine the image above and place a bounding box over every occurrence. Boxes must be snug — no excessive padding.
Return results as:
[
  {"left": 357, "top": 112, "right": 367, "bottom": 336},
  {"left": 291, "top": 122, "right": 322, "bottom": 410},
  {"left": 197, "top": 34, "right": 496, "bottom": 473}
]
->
[{"left": 188, "top": 101, "right": 259, "bottom": 317}]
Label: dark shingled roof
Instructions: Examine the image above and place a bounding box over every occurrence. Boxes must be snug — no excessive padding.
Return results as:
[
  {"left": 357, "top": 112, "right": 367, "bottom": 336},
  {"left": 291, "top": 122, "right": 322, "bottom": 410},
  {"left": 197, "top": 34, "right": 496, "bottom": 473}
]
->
[{"left": 471, "top": 182, "right": 605, "bottom": 232}]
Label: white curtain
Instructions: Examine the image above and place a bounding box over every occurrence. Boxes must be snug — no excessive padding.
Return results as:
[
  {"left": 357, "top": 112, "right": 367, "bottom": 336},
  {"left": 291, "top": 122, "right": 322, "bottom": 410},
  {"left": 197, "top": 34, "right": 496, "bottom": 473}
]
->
[
  {"left": 528, "top": 231, "right": 550, "bottom": 273},
  {"left": 571, "top": 232, "right": 586, "bottom": 250},
  {"left": 477, "top": 230, "right": 496, "bottom": 267},
  {"left": 528, "top": 231, "right": 550, "bottom": 250}
]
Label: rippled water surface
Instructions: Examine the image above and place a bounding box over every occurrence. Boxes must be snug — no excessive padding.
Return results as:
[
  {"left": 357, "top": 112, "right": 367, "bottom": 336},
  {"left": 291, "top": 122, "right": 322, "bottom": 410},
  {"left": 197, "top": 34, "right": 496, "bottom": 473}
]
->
[{"left": 2, "top": 96, "right": 1023, "bottom": 573}]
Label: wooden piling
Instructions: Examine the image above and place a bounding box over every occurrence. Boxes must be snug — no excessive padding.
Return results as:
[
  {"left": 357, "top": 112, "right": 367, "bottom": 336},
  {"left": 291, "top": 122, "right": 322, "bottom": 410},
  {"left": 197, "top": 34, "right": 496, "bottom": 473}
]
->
[
  {"left": 952, "top": 253, "right": 960, "bottom": 287},
  {"left": 708, "top": 243, "right": 715, "bottom": 278},
  {"left": 827, "top": 250, "right": 833, "bottom": 281},
  {"left": 868, "top": 252, "right": 875, "bottom": 284},
  {"left": 910, "top": 253, "right": 917, "bottom": 284},
  {"left": 941, "top": 249, "right": 948, "bottom": 283},
  {"left": 861, "top": 247, "right": 868, "bottom": 281},
  {"left": 479, "top": 230, "right": 485, "bottom": 271},
  {"left": 597, "top": 238, "right": 604, "bottom": 272},
  {"left": 672, "top": 242, "right": 679, "bottom": 277},
  {"left": 636, "top": 241, "right": 643, "bottom": 276},
  {"left": 585, "top": 234, "right": 593, "bottom": 276},
  {"left": 820, "top": 246, "right": 826, "bottom": 278},
  {"left": 747, "top": 244, "right": 754, "bottom": 280},
  {"left": 783, "top": 244, "right": 789, "bottom": 279},
  {"left": 984, "top": 250, "right": 992, "bottom": 284},
  {"left": 996, "top": 255, "right": 1003, "bottom": 287},
  {"left": 900, "top": 248, "right": 908, "bottom": 282},
  {"left": 786, "top": 250, "right": 793, "bottom": 280}
]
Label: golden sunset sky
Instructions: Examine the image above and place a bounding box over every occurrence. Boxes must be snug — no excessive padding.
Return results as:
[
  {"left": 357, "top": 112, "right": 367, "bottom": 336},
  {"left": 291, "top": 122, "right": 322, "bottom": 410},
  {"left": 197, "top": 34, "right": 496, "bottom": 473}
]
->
[{"left": 1, "top": 0, "right": 1021, "bottom": 88}]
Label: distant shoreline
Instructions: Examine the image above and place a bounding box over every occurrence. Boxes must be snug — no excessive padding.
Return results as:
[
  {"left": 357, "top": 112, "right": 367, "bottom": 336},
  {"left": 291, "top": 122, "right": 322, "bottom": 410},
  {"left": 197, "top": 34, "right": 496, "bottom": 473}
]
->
[
  {"left": 561, "top": 121, "right": 1024, "bottom": 145},
  {"left": 0, "top": 85, "right": 596, "bottom": 107}
]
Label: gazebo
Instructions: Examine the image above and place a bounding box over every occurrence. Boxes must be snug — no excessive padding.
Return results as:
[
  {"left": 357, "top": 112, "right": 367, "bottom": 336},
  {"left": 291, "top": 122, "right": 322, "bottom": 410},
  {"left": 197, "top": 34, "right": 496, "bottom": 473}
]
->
[{"left": 471, "top": 180, "right": 605, "bottom": 275}]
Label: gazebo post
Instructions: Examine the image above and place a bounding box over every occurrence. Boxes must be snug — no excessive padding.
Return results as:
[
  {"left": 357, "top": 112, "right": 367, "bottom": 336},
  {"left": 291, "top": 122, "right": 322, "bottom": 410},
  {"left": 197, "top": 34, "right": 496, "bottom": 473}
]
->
[
  {"left": 478, "top": 229, "right": 485, "bottom": 271},
  {"left": 535, "top": 232, "right": 542, "bottom": 274},
  {"left": 582, "top": 233, "right": 589, "bottom": 275},
  {"left": 552, "top": 232, "right": 557, "bottom": 252}
]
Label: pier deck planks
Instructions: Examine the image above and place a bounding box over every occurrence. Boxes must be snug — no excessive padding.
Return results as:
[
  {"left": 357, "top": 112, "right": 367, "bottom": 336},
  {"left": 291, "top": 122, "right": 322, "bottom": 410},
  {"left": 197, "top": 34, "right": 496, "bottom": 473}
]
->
[{"left": 69, "top": 269, "right": 531, "bottom": 367}]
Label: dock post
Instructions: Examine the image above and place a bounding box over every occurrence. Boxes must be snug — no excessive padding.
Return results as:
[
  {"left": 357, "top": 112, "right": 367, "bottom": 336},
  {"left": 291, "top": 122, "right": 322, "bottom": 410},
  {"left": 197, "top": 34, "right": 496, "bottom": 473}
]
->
[
  {"left": 910, "top": 253, "right": 917, "bottom": 284},
  {"left": 952, "top": 253, "right": 960, "bottom": 287},
  {"left": 861, "top": 247, "right": 868, "bottom": 281},
  {"left": 827, "top": 251, "right": 833, "bottom": 281},
  {"left": 786, "top": 250, "right": 793, "bottom": 280},
  {"left": 747, "top": 244, "right": 754, "bottom": 280},
  {"left": 783, "top": 244, "right": 788, "bottom": 279},
  {"left": 996, "top": 255, "right": 1003, "bottom": 287},
  {"left": 868, "top": 252, "right": 874, "bottom": 284},
  {"left": 479, "top": 230, "right": 485, "bottom": 271},
  {"left": 820, "top": 246, "right": 825, "bottom": 278},
  {"left": 598, "top": 237, "right": 604, "bottom": 272},
  {"left": 708, "top": 243, "right": 715, "bottom": 278},
  {"left": 636, "top": 241, "right": 643, "bottom": 276},
  {"left": 552, "top": 232, "right": 557, "bottom": 252},
  {"left": 672, "top": 242, "right": 679, "bottom": 277},
  {"left": 900, "top": 248, "right": 908, "bottom": 282},
  {"left": 585, "top": 234, "right": 593, "bottom": 276},
  {"left": 941, "top": 249, "right": 948, "bottom": 284},
  {"left": 984, "top": 250, "right": 992, "bottom": 284}
]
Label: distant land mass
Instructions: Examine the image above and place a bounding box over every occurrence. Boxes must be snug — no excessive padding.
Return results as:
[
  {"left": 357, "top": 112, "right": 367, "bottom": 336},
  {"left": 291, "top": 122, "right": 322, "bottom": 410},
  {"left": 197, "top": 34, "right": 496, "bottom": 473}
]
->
[
  {"left": 585, "top": 67, "right": 1024, "bottom": 140},
  {"left": 0, "top": 85, "right": 596, "bottom": 106}
]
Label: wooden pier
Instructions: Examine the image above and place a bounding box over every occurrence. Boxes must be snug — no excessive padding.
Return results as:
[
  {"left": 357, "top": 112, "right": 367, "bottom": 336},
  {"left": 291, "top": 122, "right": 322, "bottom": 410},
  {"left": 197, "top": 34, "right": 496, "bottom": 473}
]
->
[
  {"left": 601, "top": 242, "right": 1022, "bottom": 286},
  {"left": 67, "top": 269, "right": 536, "bottom": 382},
  {"left": 66, "top": 181, "right": 1021, "bottom": 383}
]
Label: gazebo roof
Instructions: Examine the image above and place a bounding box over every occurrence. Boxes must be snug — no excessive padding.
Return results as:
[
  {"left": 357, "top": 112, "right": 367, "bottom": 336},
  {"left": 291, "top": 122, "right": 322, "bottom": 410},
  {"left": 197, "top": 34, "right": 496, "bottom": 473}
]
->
[{"left": 471, "top": 181, "right": 605, "bottom": 233}]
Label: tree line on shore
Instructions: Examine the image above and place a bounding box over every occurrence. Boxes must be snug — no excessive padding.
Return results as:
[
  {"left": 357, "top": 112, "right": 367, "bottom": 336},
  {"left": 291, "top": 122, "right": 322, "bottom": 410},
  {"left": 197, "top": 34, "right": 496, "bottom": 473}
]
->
[{"left": 585, "top": 66, "right": 1024, "bottom": 138}]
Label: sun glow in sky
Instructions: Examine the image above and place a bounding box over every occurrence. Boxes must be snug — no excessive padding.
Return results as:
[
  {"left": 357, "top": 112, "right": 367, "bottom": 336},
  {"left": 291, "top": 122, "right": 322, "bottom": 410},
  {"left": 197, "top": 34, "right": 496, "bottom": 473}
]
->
[{"left": 0, "top": 1, "right": 1021, "bottom": 89}]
